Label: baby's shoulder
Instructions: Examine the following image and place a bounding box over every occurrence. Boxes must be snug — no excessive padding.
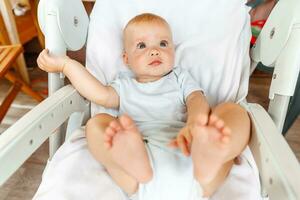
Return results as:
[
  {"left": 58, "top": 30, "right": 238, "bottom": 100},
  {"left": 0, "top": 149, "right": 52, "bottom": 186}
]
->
[{"left": 172, "top": 67, "right": 192, "bottom": 81}]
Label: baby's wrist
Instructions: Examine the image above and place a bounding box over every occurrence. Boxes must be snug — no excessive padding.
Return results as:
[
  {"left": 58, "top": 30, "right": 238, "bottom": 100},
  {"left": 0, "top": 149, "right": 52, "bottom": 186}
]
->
[
  {"left": 187, "top": 112, "right": 209, "bottom": 126},
  {"left": 61, "top": 57, "right": 71, "bottom": 73},
  {"left": 187, "top": 116, "right": 197, "bottom": 126}
]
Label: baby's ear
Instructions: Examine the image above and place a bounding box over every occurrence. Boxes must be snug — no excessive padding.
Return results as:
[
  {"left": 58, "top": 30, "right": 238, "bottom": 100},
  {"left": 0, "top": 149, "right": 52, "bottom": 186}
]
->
[{"left": 122, "top": 52, "right": 129, "bottom": 66}]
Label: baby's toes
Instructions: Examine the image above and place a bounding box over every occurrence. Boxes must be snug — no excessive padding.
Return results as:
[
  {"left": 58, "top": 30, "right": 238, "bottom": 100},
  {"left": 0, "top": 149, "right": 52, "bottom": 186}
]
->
[
  {"left": 215, "top": 119, "right": 225, "bottom": 130},
  {"left": 208, "top": 114, "right": 218, "bottom": 126},
  {"left": 105, "top": 126, "right": 116, "bottom": 138},
  {"left": 103, "top": 140, "right": 112, "bottom": 149},
  {"left": 221, "top": 135, "right": 230, "bottom": 144},
  {"left": 209, "top": 115, "right": 225, "bottom": 131},
  {"left": 103, "top": 133, "right": 112, "bottom": 149},
  {"left": 221, "top": 126, "right": 232, "bottom": 136},
  {"left": 119, "top": 114, "right": 138, "bottom": 132},
  {"left": 110, "top": 120, "right": 122, "bottom": 132}
]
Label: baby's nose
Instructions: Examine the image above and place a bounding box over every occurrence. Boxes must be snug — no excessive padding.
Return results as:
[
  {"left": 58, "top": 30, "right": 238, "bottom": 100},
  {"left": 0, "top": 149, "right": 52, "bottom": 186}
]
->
[{"left": 150, "top": 49, "right": 160, "bottom": 56}]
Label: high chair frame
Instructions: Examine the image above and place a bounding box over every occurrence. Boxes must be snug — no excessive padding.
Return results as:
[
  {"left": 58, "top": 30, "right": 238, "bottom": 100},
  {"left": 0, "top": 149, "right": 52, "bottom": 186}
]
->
[{"left": 0, "top": 0, "right": 299, "bottom": 199}]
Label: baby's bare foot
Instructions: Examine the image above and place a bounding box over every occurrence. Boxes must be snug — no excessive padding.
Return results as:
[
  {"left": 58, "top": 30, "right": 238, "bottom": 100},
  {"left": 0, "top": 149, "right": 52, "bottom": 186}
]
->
[
  {"left": 103, "top": 120, "right": 121, "bottom": 149},
  {"left": 104, "top": 114, "right": 153, "bottom": 183},
  {"left": 191, "top": 115, "right": 231, "bottom": 185},
  {"left": 208, "top": 114, "right": 231, "bottom": 143}
]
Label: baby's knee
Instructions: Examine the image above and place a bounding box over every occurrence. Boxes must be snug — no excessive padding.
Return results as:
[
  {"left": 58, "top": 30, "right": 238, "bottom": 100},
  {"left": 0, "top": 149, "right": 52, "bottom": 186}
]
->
[
  {"left": 212, "top": 102, "right": 246, "bottom": 115},
  {"left": 211, "top": 102, "right": 249, "bottom": 121}
]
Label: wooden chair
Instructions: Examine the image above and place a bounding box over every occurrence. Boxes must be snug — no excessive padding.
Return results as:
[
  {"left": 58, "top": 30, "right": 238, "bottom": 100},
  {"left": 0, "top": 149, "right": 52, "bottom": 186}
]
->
[
  {"left": 0, "top": 0, "right": 45, "bottom": 84},
  {"left": 15, "top": 0, "right": 44, "bottom": 47},
  {"left": 0, "top": 0, "right": 44, "bottom": 47},
  {"left": 0, "top": 44, "right": 44, "bottom": 123}
]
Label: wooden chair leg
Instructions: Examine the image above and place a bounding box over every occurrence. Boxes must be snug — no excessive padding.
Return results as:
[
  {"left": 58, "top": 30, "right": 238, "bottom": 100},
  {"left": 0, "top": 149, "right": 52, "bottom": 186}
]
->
[
  {"left": 0, "top": 82, "right": 22, "bottom": 123},
  {"left": 0, "top": 0, "right": 30, "bottom": 83},
  {"left": 30, "top": 0, "right": 45, "bottom": 48},
  {"left": 5, "top": 71, "right": 44, "bottom": 102}
]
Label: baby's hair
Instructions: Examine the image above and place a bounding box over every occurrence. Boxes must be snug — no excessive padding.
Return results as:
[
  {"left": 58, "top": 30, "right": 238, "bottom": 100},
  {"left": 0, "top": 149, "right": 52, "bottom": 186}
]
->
[
  {"left": 123, "top": 13, "right": 169, "bottom": 34},
  {"left": 127, "top": 13, "right": 167, "bottom": 25},
  {"left": 122, "top": 13, "right": 171, "bottom": 51}
]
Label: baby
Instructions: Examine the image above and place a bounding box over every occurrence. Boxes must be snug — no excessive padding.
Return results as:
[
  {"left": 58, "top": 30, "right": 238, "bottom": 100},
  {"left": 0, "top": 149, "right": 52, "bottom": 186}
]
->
[{"left": 38, "top": 13, "right": 251, "bottom": 198}]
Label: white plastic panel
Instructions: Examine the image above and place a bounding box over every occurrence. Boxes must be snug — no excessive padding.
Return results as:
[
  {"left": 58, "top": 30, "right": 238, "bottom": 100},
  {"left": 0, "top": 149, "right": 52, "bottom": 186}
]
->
[
  {"left": 0, "top": 85, "right": 89, "bottom": 186},
  {"left": 57, "top": 0, "right": 89, "bottom": 51},
  {"left": 268, "top": 95, "right": 290, "bottom": 132},
  {"left": 248, "top": 103, "right": 300, "bottom": 200},
  {"left": 251, "top": 0, "right": 300, "bottom": 66},
  {"left": 38, "top": 0, "right": 89, "bottom": 51},
  {"left": 268, "top": 28, "right": 300, "bottom": 99}
]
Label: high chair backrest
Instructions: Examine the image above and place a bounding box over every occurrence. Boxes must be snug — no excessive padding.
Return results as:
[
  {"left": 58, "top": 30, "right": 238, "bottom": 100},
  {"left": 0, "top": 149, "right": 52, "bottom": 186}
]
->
[{"left": 86, "top": 0, "right": 252, "bottom": 116}]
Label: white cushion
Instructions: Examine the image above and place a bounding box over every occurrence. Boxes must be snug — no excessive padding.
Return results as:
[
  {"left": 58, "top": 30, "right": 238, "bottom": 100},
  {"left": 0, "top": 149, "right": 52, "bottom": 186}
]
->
[{"left": 86, "top": 0, "right": 252, "bottom": 116}]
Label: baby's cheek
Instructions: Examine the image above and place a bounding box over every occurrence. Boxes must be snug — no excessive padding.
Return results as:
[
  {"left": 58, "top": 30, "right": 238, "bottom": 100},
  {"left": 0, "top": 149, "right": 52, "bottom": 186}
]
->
[
  {"left": 129, "top": 54, "right": 141, "bottom": 64},
  {"left": 135, "top": 54, "right": 148, "bottom": 65},
  {"left": 166, "top": 50, "right": 175, "bottom": 62}
]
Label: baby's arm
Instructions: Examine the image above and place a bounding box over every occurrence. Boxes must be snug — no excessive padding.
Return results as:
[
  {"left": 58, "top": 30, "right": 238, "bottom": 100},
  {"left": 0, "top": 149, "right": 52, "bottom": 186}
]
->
[
  {"left": 37, "top": 49, "right": 119, "bottom": 108},
  {"left": 186, "top": 91, "right": 210, "bottom": 126},
  {"left": 169, "top": 91, "right": 210, "bottom": 155}
]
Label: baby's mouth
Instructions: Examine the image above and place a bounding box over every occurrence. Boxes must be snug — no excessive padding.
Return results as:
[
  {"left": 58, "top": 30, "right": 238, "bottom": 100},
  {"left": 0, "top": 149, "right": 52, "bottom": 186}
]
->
[{"left": 149, "top": 60, "right": 162, "bottom": 66}]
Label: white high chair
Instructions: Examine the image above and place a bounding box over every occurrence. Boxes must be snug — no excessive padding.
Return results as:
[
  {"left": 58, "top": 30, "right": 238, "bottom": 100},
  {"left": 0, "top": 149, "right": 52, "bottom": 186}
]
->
[{"left": 0, "top": 0, "right": 300, "bottom": 199}]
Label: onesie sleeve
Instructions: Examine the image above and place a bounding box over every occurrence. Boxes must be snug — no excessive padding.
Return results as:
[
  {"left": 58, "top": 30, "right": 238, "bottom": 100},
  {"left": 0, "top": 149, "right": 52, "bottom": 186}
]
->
[
  {"left": 91, "top": 77, "right": 121, "bottom": 118},
  {"left": 109, "top": 77, "right": 121, "bottom": 96},
  {"left": 174, "top": 67, "right": 205, "bottom": 104}
]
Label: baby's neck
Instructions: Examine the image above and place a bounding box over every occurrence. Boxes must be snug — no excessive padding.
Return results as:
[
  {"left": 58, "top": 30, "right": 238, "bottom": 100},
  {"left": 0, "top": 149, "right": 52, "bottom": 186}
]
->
[
  {"left": 135, "top": 70, "right": 173, "bottom": 83},
  {"left": 135, "top": 76, "right": 162, "bottom": 83}
]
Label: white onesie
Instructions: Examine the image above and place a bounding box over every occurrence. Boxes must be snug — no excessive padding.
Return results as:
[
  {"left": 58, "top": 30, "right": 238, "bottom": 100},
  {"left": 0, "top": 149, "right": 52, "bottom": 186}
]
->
[
  {"left": 110, "top": 67, "right": 206, "bottom": 200},
  {"left": 110, "top": 67, "right": 203, "bottom": 146}
]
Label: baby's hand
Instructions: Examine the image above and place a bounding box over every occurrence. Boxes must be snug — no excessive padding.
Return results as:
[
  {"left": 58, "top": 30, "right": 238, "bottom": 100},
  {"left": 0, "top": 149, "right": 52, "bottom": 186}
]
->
[
  {"left": 169, "top": 126, "right": 192, "bottom": 156},
  {"left": 37, "top": 49, "right": 69, "bottom": 73},
  {"left": 169, "top": 113, "right": 209, "bottom": 156}
]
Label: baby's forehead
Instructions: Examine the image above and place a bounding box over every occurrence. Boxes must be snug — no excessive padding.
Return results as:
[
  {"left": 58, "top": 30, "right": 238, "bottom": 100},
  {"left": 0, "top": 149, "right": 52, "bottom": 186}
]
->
[{"left": 123, "top": 21, "right": 171, "bottom": 38}]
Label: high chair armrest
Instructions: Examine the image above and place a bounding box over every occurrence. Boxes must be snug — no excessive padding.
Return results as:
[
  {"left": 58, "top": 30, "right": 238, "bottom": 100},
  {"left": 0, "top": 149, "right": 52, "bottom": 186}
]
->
[
  {"left": 0, "top": 85, "right": 89, "bottom": 186},
  {"left": 248, "top": 103, "right": 300, "bottom": 200}
]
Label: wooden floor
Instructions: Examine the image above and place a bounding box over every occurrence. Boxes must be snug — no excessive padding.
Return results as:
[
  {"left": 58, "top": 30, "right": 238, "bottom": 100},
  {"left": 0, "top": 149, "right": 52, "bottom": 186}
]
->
[{"left": 0, "top": 69, "right": 299, "bottom": 199}]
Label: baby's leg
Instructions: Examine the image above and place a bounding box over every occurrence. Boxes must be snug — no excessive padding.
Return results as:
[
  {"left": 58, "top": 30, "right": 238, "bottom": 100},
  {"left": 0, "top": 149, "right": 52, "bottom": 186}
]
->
[
  {"left": 86, "top": 114, "right": 152, "bottom": 196},
  {"left": 191, "top": 102, "right": 250, "bottom": 197}
]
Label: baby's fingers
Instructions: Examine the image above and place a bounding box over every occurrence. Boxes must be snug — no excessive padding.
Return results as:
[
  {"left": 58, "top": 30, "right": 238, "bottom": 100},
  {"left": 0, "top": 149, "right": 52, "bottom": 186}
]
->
[
  {"left": 177, "top": 135, "right": 190, "bottom": 156},
  {"left": 37, "top": 53, "right": 47, "bottom": 70},
  {"left": 38, "top": 49, "right": 64, "bottom": 72},
  {"left": 168, "top": 139, "right": 178, "bottom": 148},
  {"left": 184, "top": 131, "right": 192, "bottom": 145},
  {"left": 37, "top": 50, "right": 49, "bottom": 66},
  {"left": 178, "top": 128, "right": 192, "bottom": 148},
  {"left": 39, "top": 49, "right": 49, "bottom": 60},
  {"left": 41, "top": 50, "right": 55, "bottom": 64}
]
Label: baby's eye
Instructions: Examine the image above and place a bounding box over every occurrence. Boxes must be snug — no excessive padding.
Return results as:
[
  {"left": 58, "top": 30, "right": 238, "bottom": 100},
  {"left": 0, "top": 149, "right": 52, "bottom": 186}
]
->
[
  {"left": 137, "top": 42, "right": 146, "bottom": 49},
  {"left": 160, "top": 40, "right": 168, "bottom": 47}
]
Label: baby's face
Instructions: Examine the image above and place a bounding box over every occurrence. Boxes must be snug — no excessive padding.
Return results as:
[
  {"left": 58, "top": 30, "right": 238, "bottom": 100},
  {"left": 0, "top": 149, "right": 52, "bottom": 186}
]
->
[{"left": 123, "top": 22, "right": 175, "bottom": 82}]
